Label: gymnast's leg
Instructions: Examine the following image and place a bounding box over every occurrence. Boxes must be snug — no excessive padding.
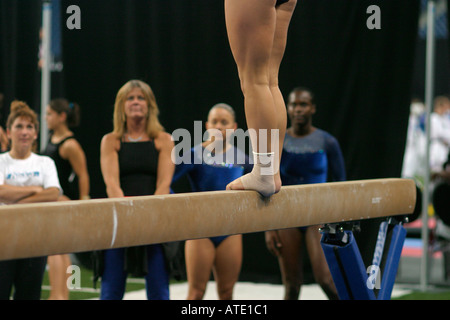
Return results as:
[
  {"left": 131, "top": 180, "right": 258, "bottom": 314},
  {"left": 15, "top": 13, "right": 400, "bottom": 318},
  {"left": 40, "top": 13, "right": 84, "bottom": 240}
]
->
[
  {"left": 269, "top": 0, "right": 297, "bottom": 166},
  {"left": 225, "top": 0, "right": 296, "bottom": 197},
  {"left": 305, "top": 226, "right": 339, "bottom": 300},
  {"left": 185, "top": 239, "right": 216, "bottom": 300},
  {"left": 47, "top": 254, "right": 71, "bottom": 300},
  {"left": 225, "top": 0, "right": 280, "bottom": 197},
  {"left": 213, "top": 234, "right": 243, "bottom": 300},
  {"left": 269, "top": 228, "right": 304, "bottom": 300}
]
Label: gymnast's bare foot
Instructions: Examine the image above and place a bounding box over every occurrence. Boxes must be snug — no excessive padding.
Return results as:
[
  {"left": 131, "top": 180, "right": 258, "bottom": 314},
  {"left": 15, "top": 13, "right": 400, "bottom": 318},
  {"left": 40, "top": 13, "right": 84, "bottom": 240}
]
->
[{"left": 226, "top": 171, "right": 282, "bottom": 198}]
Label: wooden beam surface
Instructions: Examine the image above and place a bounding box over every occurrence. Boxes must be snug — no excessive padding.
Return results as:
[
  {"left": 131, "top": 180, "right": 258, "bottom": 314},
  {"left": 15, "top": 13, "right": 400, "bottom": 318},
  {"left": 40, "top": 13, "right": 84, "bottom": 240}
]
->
[{"left": 0, "top": 178, "right": 416, "bottom": 261}]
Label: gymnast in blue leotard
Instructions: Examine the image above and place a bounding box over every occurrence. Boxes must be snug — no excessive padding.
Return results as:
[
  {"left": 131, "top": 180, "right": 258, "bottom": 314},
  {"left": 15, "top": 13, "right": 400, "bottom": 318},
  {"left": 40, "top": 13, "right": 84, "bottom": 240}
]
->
[
  {"left": 265, "top": 87, "right": 345, "bottom": 300},
  {"left": 172, "top": 103, "right": 252, "bottom": 300}
]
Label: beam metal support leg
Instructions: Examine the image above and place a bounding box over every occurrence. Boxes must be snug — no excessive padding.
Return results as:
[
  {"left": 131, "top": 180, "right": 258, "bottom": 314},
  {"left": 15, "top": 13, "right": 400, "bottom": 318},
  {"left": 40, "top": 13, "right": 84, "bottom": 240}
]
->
[{"left": 321, "top": 218, "right": 406, "bottom": 300}]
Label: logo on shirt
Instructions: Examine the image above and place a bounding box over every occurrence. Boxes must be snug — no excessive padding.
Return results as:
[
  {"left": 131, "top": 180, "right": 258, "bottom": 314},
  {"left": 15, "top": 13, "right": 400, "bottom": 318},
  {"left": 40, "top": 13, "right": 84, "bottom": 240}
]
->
[{"left": 6, "top": 172, "right": 40, "bottom": 180}]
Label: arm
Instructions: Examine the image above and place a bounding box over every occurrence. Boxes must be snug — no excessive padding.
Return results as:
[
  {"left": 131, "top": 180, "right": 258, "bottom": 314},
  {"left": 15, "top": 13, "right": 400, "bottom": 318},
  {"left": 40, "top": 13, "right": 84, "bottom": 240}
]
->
[
  {"left": 0, "top": 185, "right": 43, "bottom": 204},
  {"left": 0, "top": 156, "right": 60, "bottom": 204},
  {"left": 154, "top": 132, "right": 175, "bottom": 195},
  {"left": 172, "top": 163, "right": 193, "bottom": 183},
  {"left": 326, "top": 135, "right": 346, "bottom": 182},
  {"left": 172, "top": 147, "right": 196, "bottom": 183},
  {"left": 16, "top": 187, "right": 60, "bottom": 204},
  {"left": 61, "top": 139, "right": 90, "bottom": 199},
  {"left": 0, "top": 126, "right": 9, "bottom": 152},
  {"left": 100, "top": 133, "right": 124, "bottom": 198}
]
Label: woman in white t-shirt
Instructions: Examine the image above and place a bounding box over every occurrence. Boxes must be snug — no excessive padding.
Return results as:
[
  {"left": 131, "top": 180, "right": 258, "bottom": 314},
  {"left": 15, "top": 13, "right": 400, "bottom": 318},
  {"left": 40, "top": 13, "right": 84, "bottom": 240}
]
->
[{"left": 0, "top": 100, "right": 61, "bottom": 300}]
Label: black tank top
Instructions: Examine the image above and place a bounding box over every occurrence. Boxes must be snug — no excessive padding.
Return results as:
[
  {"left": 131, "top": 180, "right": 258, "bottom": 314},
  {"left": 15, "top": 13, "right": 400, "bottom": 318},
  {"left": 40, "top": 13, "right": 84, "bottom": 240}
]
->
[
  {"left": 119, "top": 141, "right": 159, "bottom": 196},
  {"left": 42, "top": 135, "right": 78, "bottom": 199},
  {"left": 118, "top": 140, "right": 160, "bottom": 277}
]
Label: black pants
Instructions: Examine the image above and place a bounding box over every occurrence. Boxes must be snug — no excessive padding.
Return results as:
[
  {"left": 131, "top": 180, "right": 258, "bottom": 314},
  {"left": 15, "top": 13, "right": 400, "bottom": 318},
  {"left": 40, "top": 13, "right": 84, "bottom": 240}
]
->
[{"left": 0, "top": 257, "right": 47, "bottom": 300}]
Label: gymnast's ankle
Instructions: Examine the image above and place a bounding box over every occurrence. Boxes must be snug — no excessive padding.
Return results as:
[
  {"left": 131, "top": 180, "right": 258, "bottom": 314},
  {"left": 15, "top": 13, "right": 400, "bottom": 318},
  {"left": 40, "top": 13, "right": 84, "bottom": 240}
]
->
[{"left": 227, "top": 152, "right": 280, "bottom": 197}]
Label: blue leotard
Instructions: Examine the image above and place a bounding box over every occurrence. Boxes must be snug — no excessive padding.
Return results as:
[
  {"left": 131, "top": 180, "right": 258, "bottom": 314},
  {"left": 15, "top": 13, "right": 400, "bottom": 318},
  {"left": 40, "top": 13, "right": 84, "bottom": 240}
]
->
[
  {"left": 173, "top": 145, "right": 252, "bottom": 247},
  {"left": 281, "top": 129, "right": 346, "bottom": 231},
  {"left": 281, "top": 129, "right": 346, "bottom": 185}
]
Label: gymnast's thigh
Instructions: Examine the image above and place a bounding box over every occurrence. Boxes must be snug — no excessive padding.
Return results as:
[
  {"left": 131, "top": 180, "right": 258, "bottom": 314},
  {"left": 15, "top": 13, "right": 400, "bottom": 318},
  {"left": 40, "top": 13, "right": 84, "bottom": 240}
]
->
[{"left": 224, "top": 0, "right": 277, "bottom": 72}]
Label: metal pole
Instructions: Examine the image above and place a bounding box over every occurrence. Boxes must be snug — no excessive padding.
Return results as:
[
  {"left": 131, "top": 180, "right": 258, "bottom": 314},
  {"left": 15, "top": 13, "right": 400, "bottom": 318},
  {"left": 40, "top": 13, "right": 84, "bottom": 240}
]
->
[
  {"left": 40, "top": 0, "right": 52, "bottom": 152},
  {"left": 421, "top": 0, "right": 436, "bottom": 292}
]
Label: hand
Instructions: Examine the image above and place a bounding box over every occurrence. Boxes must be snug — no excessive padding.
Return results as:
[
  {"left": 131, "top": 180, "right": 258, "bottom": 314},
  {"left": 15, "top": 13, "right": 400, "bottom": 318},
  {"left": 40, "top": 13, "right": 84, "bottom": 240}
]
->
[
  {"left": 31, "top": 186, "right": 45, "bottom": 194},
  {"left": 58, "top": 195, "right": 71, "bottom": 202},
  {"left": 265, "top": 230, "right": 282, "bottom": 257}
]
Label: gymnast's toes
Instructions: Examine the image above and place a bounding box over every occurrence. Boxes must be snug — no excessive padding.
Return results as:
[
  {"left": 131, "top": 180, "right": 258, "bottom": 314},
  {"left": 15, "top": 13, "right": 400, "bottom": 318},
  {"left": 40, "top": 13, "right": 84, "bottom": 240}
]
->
[{"left": 226, "top": 178, "right": 244, "bottom": 191}]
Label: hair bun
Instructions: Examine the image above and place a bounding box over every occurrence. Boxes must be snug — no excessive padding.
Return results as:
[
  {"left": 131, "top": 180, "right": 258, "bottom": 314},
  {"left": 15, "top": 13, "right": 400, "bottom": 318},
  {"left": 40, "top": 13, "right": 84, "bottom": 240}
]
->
[{"left": 10, "top": 100, "right": 30, "bottom": 113}]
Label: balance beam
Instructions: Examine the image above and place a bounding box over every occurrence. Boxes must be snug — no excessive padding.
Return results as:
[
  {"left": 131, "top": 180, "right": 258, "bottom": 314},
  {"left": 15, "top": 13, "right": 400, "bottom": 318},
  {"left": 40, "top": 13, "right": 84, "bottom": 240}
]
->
[{"left": 0, "top": 178, "right": 416, "bottom": 261}]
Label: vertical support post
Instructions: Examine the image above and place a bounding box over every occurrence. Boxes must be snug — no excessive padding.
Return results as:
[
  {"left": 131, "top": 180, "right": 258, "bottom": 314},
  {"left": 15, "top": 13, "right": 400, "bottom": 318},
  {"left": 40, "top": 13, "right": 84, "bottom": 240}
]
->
[
  {"left": 40, "top": 0, "right": 52, "bottom": 152},
  {"left": 320, "top": 225, "right": 376, "bottom": 300},
  {"left": 421, "top": 0, "right": 436, "bottom": 292},
  {"left": 377, "top": 224, "right": 407, "bottom": 300},
  {"left": 370, "top": 221, "right": 388, "bottom": 291},
  {"left": 321, "top": 220, "right": 407, "bottom": 300}
]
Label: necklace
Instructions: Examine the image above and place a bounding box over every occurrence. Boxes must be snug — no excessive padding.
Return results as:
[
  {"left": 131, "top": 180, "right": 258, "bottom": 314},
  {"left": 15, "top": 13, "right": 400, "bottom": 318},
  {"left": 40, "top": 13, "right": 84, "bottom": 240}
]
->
[{"left": 127, "top": 134, "right": 143, "bottom": 142}]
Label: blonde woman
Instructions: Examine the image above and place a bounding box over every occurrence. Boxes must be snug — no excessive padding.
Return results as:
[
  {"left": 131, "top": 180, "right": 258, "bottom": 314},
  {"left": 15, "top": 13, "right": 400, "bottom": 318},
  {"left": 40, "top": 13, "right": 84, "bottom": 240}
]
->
[
  {"left": 0, "top": 101, "right": 61, "bottom": 300},
  {"left": 100, "top": 80, "right": 174, "bottom": 300}
]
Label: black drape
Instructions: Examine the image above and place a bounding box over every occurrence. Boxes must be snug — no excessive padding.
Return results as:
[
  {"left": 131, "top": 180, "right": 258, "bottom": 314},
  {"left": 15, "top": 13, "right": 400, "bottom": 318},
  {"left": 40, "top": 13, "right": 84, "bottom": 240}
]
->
[
  {"left": 0, "top": 0, "right": 421, "bottom": 191},
  {"left": 1, "top": 0, "right": 422, "bottom": 281},
  {"left": 0, "top": 0, "right": 42, "bottom": 120},
  {"left": 412, "top": 0, "right": 450, "bottom": 102}
]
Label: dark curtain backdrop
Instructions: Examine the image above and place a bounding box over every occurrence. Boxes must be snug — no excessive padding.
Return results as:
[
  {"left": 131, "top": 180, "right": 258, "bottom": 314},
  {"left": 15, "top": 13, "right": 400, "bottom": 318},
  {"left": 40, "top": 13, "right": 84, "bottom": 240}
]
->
[
  {"left": 1, "top": 0, "right": 422, "bottom": 282},
  {"left": 412, "top": 0, "right": 450, "bottom": 100}
]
